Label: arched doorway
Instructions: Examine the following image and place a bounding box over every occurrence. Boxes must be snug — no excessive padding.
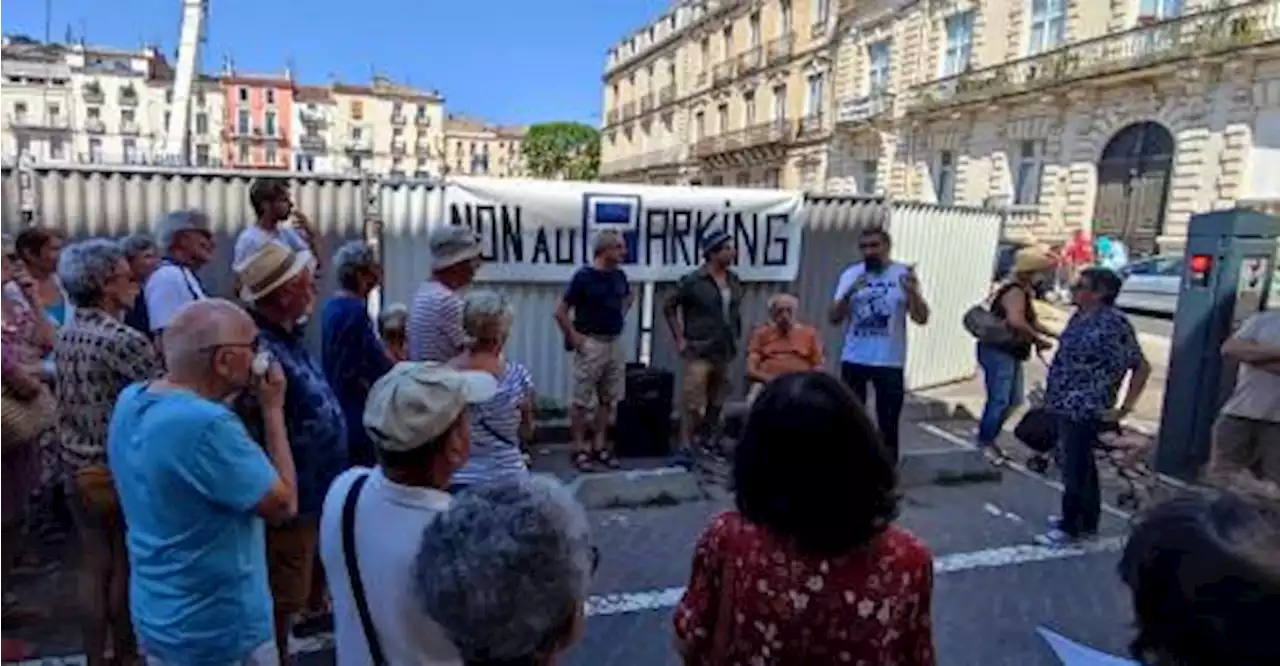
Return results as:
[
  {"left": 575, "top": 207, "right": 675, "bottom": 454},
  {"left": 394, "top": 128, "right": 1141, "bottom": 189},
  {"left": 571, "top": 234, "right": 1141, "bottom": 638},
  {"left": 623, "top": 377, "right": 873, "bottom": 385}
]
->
[{"left": 1092, "top": 121, "right": 1175, "bottom": 257}]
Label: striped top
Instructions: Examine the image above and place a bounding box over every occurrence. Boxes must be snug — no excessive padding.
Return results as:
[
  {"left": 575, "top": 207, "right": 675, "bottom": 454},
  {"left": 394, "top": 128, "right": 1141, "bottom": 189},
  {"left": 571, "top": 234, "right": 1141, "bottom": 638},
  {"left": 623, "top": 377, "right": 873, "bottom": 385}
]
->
[
  {"left": 452, "top": 360, "right": 533, "bottom": 488},
  {"left": 407, "top": 280, "right": 466, "bottom": 363}
]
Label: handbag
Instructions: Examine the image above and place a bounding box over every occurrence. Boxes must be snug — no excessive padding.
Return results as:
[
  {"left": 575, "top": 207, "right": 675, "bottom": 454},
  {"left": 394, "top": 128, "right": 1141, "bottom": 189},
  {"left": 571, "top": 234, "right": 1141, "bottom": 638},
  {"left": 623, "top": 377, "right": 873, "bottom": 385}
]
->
[
  {"left": 1013, "top": 407, "right": 1058, "bottom": 454},
  {"left": 0, "top": 383, "right": 55, "bottom": 447},
  {"left": 962, "top": 304, "right": 1019, "bottom": 347}
]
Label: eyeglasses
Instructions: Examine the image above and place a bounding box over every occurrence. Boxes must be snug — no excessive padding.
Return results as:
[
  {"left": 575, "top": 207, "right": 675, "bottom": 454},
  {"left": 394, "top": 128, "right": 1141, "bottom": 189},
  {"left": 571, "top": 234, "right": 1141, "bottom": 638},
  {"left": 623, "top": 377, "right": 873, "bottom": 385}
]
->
[{"left": 199, "top": 335, "right": 261, "bottom": 354}]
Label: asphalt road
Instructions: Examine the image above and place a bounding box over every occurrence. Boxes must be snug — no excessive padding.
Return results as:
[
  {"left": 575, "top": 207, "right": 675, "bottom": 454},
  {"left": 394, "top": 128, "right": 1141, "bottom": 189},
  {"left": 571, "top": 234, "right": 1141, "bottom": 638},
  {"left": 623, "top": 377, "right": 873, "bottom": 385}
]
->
[{"left": 1120, "top": 309, "right": 1174, "bottom": 340}]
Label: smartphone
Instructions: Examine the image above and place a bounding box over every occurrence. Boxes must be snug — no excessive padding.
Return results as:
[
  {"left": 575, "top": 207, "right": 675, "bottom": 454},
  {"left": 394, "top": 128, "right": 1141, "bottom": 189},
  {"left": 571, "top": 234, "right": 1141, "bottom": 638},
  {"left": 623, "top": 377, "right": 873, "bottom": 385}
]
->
[{"left": 251, "top": 351, "right": 273, "bottom": 379}]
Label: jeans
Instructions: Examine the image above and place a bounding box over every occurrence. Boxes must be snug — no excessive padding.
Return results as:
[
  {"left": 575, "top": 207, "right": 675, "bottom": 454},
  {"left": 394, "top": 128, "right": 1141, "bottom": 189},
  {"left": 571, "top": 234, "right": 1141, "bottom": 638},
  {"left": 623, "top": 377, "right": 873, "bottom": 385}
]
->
[
  {"left": 840, "top": 362, "right": 905, "bottom": 462},
  {"left": 976, "top": 343, "right": 1024, "bottom": 445},
  {"left": 1058, "top": 417, "right": 1102, "bottom": 536}
]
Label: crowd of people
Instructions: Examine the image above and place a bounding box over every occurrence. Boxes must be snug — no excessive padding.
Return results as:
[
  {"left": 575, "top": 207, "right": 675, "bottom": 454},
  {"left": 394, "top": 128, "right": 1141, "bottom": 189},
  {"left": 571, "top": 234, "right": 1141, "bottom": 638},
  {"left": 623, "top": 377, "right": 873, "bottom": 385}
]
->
[{"left": 0, "top": 176, "right": 1277, "bottom": 665}]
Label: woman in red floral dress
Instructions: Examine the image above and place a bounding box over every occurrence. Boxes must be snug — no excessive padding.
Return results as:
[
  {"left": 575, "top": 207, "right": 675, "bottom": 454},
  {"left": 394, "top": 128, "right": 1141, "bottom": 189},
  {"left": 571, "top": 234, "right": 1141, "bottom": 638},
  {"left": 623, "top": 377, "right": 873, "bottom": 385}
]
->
[{"left": 675, "top": 371, "right": 935, "bottom": 666}]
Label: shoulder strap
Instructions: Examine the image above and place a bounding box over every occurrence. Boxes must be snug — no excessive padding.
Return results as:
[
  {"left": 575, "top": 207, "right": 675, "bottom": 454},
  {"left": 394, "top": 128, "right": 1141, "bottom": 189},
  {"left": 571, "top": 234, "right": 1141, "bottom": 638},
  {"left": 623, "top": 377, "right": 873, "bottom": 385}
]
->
[
  {"left": 477, "top": 418, "right": 517, "bottom": 447},
  {"left": 342, "top": 473, "right": 387, "bottom": 666}
]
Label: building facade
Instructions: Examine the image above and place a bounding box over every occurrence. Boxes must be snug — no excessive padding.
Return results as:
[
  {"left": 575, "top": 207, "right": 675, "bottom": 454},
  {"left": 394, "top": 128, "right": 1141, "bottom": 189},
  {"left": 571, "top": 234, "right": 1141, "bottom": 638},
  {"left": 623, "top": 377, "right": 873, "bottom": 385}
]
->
[
  {"left": 598, "top": 0, "right": 841, "bottom": 188},
  {"left": 443, "top": 114, "right": 527, "bottom": 177},
  {"left": 825, "top": 0, "right": 1279, "bottom": 252},
  {"left": 293, "top": 85, "right": 337, "bottom": 173},
  {"left": 330, "top": 78, "right": 445, "bottom": 177},
  {"left": 221, "top": 70, "right": 294, "bottom": 170}
]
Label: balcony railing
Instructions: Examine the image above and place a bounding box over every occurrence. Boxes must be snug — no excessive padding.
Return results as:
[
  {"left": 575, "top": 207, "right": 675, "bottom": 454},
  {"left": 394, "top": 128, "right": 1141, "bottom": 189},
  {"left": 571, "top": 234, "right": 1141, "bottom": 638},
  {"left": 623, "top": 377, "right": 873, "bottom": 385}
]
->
[
  {"left": 82, "top": 85, "right": 104, "bottom": 104},
  {"left": 391, "top": 112, "right": 407, "bottom": 126},
  {"left": 119, "top": 89, "right": 139, "bottom": 107},
  {"left": 837, "top": 91, "right": 894, "bottom": 124},
  {"left": 391, "top": 142, "right": 407, "bottom": 157},
  {"left": 737, "top": 45, "right": 764, "bottom": 74},
  {"left": 659, "top": 84, "right": 677, "bottom": 105},
  {"left": 810, "top": 19, "right": 829, "bottom": 39},
  {"left": 640, "top": 92, "right": 655, "bottom": 113},
  {"left": 693, "top": 119, "right": 794, "bottom": 158},
  {"left": 415, "top": 141, "right": 434, "bottom": 159},
  {"left": 120, "top": 120, "right": 140, "bottom": 135},
  {"left": 606, "top": 108, "right": 620, "bottom": 125},
  {"left": 712, "top": 59, "right": 737, "bottom": 86},
  {"left": 696, "top": 70, "right": 709, "bottom": 87},
  {"left": 415, "top": 114, "right": 431, "bottom": 128},
  {"left": 795, "top": 113, "right": 828, "bottom": 140},
  {"left": 766, "top": 33, "right": 795, "bottom": 65},
  {"left": 908, "top": 0, "right": 1278, "bottom": 113},
  {"left": 346, "top": 136, "right": 374, "bottom": 153},
  {"left": 299, "top": 135, "right": 327, "bottom": 153},
  {"left": 300, "top": 107, "right": 328, "bottom": 126},
  {"left": 86, "top": 118, "right": 106, "bottom": 134},
  {"left": 621, "top": 101, "right": 637, "bottom": 120},
  {"left": 7, "top": 114, "right": 71, "bottom": 131}
]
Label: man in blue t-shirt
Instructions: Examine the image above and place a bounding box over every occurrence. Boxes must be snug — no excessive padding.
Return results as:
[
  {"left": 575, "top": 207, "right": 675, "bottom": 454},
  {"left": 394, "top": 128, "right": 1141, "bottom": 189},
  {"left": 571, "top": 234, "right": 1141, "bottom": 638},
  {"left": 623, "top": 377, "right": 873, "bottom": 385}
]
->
[
  {"left": 109, "top": 298, "right": 298, "bottom": 665},
  {"left": 554, "top": 230, "right": 632, "bottom": 471}
]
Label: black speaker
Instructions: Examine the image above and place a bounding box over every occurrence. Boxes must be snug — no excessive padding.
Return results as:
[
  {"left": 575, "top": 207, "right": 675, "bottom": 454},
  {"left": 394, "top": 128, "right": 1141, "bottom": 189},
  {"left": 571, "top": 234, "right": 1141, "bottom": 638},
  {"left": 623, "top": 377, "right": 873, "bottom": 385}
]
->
[{"left": 614, "top": 363, "right": 675, "bottom": 458}]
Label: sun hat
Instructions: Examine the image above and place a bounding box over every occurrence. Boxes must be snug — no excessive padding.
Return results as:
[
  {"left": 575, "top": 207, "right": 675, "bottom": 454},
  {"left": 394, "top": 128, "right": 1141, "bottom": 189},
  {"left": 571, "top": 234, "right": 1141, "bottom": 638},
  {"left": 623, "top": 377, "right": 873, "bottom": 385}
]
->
[{"left": 233, "top": 240, "right": 315, "bottom": 302}]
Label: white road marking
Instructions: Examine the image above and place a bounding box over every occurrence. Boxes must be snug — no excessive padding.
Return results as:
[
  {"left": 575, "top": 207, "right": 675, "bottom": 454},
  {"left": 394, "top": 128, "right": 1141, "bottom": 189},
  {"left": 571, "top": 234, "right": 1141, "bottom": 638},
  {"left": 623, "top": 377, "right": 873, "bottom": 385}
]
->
[
  {"left": 983, "top": 502, "right": 1025, "bottom": 523},
  {"left": 918, "top": 422, "right": 1133, "bottom": 521},
  {"left": 13, "top": 537, "right": 1127, "bottom": 664}
]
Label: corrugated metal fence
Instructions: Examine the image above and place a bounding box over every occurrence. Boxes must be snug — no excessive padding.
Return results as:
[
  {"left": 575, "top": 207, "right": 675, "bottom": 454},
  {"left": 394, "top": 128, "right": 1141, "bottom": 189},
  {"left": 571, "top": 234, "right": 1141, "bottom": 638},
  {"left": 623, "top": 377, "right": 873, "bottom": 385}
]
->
[{"left": 2, "top": 164, "right": 1002, "bottom": 406}]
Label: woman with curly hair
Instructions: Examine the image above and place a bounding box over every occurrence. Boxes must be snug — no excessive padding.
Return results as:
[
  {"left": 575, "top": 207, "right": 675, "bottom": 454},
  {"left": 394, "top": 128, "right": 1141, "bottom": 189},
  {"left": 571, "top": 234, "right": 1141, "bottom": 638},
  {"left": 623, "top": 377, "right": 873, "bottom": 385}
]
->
[{"left": 675, "top": 371, "right": 935, "bottom": 665}]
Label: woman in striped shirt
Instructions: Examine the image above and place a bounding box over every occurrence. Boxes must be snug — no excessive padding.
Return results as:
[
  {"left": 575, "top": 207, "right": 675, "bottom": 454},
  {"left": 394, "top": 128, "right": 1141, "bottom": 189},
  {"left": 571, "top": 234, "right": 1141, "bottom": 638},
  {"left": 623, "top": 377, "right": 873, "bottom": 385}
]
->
[{"left": 448, "top": 289, "right": 536, "bottom": 491}]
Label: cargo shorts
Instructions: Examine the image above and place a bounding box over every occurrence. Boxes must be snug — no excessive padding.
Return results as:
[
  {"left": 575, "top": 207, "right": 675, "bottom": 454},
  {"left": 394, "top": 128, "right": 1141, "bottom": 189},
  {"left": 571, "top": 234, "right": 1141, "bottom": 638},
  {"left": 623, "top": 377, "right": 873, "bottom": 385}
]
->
[
  {"left": 572, "top": 336, "right": 626, "bottom": 408},
  {"left": 266, "top": 517, "right": 319, "bottom": 618}
]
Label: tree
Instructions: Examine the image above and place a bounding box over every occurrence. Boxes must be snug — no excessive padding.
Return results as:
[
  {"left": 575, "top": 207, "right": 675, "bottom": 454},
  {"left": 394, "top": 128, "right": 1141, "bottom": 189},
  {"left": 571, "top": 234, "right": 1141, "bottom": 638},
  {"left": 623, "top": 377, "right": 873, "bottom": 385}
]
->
[{"left": 522, "top": 122, "right": 600, "bottom": 181}]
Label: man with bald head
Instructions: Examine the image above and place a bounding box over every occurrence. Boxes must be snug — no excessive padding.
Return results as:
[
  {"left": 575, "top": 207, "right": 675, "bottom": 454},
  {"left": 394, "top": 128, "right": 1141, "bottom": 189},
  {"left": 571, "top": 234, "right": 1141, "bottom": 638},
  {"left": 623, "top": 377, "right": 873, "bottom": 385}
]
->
[
  {"left": 745, "top": 292, "right": 825, "bottom": 403},
  {"left": 108, "top": 298, "right": 298, "bottom": 665}
]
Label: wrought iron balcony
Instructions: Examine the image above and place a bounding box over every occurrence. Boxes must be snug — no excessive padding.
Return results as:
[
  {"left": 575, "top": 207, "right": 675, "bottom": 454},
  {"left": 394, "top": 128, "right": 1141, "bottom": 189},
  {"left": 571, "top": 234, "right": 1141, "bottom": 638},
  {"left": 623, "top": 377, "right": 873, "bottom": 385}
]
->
[
  {"left": 837, "top": 91, "right": 894, "bottom": 125},
  {"left": 119, "top": 87, "right": 139, "bottom": 107},
  {"left": 345, "top": 135, "right": 374, "bottom": 154},
  {"left": 414, "top": 114, "right": 431, "bottom": 128},
  {"left": 85, "top": 118, "right": 106, "bottom": 134},
  {"left": 120, "top": 120, "right": 140, "bottom": 135},
  {"left": 7, "top": 113, "right": 71, "bottom": 131},
  {"left": 391, "top": 112, "right": 407, "bottom": 126},
  {"left": 82, "top": 83, "right": 105, "bottom": 104},
  {"left": 606, "top": 108, "right": 620, "bottom": 125},
  {"left": 795, "top": 113, "right": 828, "bottom": 140},
  {"left": 299, "top": 134, "right": 327, "bottom": 153},
  {"left": 907, "top": 0, "right": 1279, "bottom": 114},
  {"left": 659, "top": 84, "right": 677, "bottom": 106},
  {"left": 640, "top": 92, "right": 654, "bottom": 113},
  {"left": 415, "top": 141, "right": 434, "bottom": 159},
  {"left": 737, "top": 46, "right": 764, "bottom": 75},
  {"left": 621, "top": 101, "right": 636, "bottom": 120},
  {"left": 300, "top": 107, "right": 328, "bottom": 126},
  {"left": 693, "top": 119, "right": 793, "bottom": 159},
  {"left": 712, "top": 59, "right": 736, "bottom": 86},
  {"left": 766, "top": 33, "right": 795, "bottom": 65}
]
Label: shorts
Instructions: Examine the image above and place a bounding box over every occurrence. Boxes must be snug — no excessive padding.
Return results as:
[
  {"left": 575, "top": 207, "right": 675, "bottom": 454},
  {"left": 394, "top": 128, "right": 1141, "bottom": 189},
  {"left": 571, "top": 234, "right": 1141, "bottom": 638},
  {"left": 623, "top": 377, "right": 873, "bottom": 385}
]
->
[
  {"left": 682, "top": 359, "right": 730, "bottom": 416},
  {"left": 266, "top": 518, "right": 319, "bottom": 617},
  {"left": 66, "top": 473, "right": 126, "bottom": 573},
  {"left": 571, "top": 336, "right": 626, "bottom": 408},
  {"left": 1210, "top": 414, "right": 1280, "bottom": 486}
]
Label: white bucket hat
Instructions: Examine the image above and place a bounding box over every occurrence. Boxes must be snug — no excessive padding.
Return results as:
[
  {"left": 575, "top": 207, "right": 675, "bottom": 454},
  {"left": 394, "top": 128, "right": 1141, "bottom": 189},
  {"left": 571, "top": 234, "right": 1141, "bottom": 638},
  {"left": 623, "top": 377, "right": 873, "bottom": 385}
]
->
[
  {"left": 234, "top": 241, "right": 315, "bottom": 302},
  {"left": 429, "top": 225, "right": 483, "bottom": 269}
]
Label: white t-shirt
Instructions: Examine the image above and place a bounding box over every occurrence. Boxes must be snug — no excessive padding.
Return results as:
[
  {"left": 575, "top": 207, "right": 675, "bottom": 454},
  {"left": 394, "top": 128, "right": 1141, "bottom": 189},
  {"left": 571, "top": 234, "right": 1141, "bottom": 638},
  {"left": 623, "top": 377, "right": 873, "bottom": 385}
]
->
[
  {"left": 832, "top": 261, "right": 910, "bottom": 368},
  {"left": 1222, "top": 310, "right": 1280, "bottom": 423},
  {"left": 145, "top": 263, "right": 206, "bottom": 333},
  {"left": 233, "top": 225, "right": 308, "bottom": 267},
  {"left": 319, "top": 467, "right": 461, "bottom": 666}
]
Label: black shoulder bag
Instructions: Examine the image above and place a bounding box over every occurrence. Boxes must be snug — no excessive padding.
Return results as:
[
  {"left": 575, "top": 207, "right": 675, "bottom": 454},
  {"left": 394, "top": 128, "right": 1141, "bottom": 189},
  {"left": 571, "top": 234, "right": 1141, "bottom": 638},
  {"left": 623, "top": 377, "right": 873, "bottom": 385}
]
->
[{"left": 342, "top": 473, "right": 388, "bottom": 665}]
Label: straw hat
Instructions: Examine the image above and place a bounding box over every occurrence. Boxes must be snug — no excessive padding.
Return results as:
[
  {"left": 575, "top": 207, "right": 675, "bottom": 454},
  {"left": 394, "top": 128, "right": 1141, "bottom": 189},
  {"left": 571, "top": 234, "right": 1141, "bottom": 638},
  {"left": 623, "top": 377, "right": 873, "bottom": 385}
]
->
[
  {"left": 1012, "top": 246, "right": 1056, "bottom": 274},
  {"left": 234, "top": 241, "right": 315, "bottom": 302}
]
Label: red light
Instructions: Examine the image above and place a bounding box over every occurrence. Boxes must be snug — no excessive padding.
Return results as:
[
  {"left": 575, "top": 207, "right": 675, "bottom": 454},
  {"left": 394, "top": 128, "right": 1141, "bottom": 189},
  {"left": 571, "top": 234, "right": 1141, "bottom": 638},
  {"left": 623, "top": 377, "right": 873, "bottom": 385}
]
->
[{"left": 1190, "top": 254, "right": 1212, "bottom": 273}]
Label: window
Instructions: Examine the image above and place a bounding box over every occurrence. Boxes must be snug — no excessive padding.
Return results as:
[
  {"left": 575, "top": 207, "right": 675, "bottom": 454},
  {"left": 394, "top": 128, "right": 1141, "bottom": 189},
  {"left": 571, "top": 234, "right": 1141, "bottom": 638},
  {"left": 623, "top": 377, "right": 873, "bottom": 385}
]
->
[
  {"left": 195, "top": 112, "right": 208, "bottom": 134},
  {"left": 238, "top": 142, "right": 250, "bottom": 162},
  {"left": 780, "top": 0, "right": 793, "bottom": 34},
  {"left": 195, "top": 144, "right": 210, "bottom": 166},
  {"left": 123, "top": 138, "right": 138, "bottom": 163},
  {"left": 296, "top": 154, "right": 314, "bottom": 172},
  {"left": 393, "top": 127, "right": 404, "bottom": 139},
  {"left": 737, "top": 172, "right": 751, "bottom": 187},
  {"left": 647, "top": 64, "right": 655, "bottom": 92},
  {"left": 764, "top": 167, "right": 781, "bottom": 188},
  {"left": 121, "top": 109, "right": 136, "bottom": 125},
  {"left": 722, "top": 25, "right": 733, "bottom": 58},
  {"left": 805, "top": 72, "right": 825, "bottom": 116},
  {"left": 392, "top": 102, "right": 403, "bottom": 118},
  {"left": 860, "top": 159, "right": 879, "bottom": 194},
  {"left": 743, "top": 91, "right": 756, "bottom": 126},
  {"left": 772, "top": 85, "right": 787, "bottom": 121},
  {"left": 943, "top": 11, "right": 975, "bottom": 76},
  {"left": 238, "top": 87, "right": 248, "bottom": 102},
  {"left": 87, "top": 106, "right": 100, "bottom": 119},
  {"left": 238, "top": 109, "right": 250, "bottom": 134},
  {"left": 353, "top": 156, "right": 363, "bottom": 171},
  {"left": 694, "top": 111, "right": 705, "bottom": 139},
  {"left": 50, "top": 137, "right": 65, "bottom": 160},
  {"left": 716, "top": 103, "right": 729, "bottom": 133},
  {"left": 88, "top": 137, "right": 103, "bottom": 162},
  {"left": 13, "top": 102, "right": 28, "bottom": 119},
  {"left": 265, "top": 110, "right": 277, "bottom": 136},
  {"left": 265, "top": 146, "right": 277, "bottom": 165},
  {"left": 48, "top": 103, "right": 61, "bottom": 121},
  {"left": 868, "top": 41, "right": 892, "bottom": 93},
  {"left": 1029, "top": 0, "right": 1067, "bottom": 53},
  {"left": 1013, "top": 139, "right": 1045, "bottom": 205},
  {"left": 700, "top": 38, "right": 711, "bottom": 71},
  {"left": 709, "top": 175, "right": 725, "bottom": 186},
  {"left": 196, "top": 90, "right": 206, "bottom": 106},
  {"left": 164, "top": 111, "right": 171, "bottom": 130},
  {"left": 351, "top": 100, "right": 364, "bottom": 120},
  {"left": 1140, "top": 0, "right": 1184, "bottom": 21},
  {"left": 166, "top": 89, "right": 174, "bottom": 104},
  {"left": 935, "top": 150, "right": 956, "bottom": 205},
  {"left": 15, "top": 137, "right": 31, "bottom": 157},
  {"left": 814, "top": 0, "right": 831, "bottom": 27},
  {"left": 749, "top": 12, "right": 762, "bottom": 47}
]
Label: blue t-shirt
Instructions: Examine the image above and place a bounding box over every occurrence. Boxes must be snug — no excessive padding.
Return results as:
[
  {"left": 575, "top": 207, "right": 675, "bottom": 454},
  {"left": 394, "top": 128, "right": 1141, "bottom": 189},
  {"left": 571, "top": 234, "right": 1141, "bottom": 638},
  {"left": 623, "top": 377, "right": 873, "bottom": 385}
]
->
[
  {"left": 564, "top": 266, "right": 630, "bottom": 337},
  {"left": 108, "top": 383, "right": 278, "bottom": 666}
]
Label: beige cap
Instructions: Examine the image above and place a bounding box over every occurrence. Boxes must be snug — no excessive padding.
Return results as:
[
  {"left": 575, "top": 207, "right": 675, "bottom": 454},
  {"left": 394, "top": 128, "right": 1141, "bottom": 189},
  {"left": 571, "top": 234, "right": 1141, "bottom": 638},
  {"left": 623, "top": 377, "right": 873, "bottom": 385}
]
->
[
  {"left": 234, "top": 241, "right": 315, "bottom": 302},
  {"left": 364, "top": 362, "right": 498, "bottom": 452}
]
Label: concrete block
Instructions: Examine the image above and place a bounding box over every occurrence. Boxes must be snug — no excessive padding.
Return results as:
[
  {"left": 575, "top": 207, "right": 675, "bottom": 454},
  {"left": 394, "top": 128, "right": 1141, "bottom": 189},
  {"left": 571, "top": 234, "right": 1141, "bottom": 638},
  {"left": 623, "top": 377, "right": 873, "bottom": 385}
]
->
[
  {"left": 570, "top": 467, "right": 708, "bottom": 510},
  {"left": 899, "top": 447, "right": 1002, "bottom": 487}
]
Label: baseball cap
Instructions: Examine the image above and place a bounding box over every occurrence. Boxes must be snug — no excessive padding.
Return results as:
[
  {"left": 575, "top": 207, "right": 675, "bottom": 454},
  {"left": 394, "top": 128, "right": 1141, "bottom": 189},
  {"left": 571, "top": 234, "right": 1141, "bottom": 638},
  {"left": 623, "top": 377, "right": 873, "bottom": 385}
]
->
[{"left": 364, "top": 362, "right": 498, "bottom": 452}]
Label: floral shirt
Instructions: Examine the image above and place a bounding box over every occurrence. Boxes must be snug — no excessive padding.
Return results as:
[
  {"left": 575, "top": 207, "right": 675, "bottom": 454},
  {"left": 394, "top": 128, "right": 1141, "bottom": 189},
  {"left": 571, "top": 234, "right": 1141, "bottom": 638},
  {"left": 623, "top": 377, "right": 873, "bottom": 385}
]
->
[
  {"left": 675, "top": 511, "right": 935, "bottom": 666},
  {"left": 1043, "top": 306, "right": 1143, "bottom": 421},
  {"left": 53, "top": 308, "right": 163, "bottom": 471}
]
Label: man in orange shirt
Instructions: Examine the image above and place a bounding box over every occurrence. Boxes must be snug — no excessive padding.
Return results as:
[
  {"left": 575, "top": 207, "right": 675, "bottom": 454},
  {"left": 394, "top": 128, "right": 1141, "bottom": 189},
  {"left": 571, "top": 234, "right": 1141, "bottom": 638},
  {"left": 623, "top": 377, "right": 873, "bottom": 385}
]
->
[{"left": 746, "top": 293, "right": 825, "bottom": 402}]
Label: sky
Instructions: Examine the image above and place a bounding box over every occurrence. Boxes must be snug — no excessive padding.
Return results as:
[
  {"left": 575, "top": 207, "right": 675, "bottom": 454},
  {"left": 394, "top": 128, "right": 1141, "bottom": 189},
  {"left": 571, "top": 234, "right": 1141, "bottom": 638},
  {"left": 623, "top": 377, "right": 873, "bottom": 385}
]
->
[{"left": 3, "top": 0, "right": 671, "bottom": 126}]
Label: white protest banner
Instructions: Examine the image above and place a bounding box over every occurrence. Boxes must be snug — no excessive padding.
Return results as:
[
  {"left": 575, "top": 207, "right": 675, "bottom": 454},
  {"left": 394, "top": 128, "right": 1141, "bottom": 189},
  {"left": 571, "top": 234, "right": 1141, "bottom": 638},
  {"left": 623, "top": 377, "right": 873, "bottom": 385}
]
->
[{"left": 443, "top": 176, "right": 804, "bottom": 282}]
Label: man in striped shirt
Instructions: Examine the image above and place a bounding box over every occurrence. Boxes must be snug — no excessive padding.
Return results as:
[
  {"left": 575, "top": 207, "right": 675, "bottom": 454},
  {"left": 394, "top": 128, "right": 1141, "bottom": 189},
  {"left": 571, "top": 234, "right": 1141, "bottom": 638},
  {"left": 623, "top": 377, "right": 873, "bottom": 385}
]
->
[{"left": 408, "top": 226, "right": 484, "bottom": 363}]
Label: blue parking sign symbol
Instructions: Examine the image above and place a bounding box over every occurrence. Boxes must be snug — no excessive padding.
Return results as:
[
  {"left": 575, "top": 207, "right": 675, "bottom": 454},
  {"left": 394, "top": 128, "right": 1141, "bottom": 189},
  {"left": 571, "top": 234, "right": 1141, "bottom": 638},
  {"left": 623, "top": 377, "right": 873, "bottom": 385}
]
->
[{"left": 583, "top": 193, "right": 642, "bottom": 264}]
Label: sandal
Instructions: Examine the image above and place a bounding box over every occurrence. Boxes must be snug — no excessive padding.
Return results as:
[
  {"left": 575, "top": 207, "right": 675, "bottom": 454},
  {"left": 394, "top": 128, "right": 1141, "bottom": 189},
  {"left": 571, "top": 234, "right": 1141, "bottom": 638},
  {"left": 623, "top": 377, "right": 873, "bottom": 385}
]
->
[
  {"left": 573, "top": 451, "right": 595, "bottom": 472},
  {"left": 595, "top": 449, "right": 621, "bottom": 469},
  {"left": 979, "top": 443, "right": 1010, "bottom": 466}
]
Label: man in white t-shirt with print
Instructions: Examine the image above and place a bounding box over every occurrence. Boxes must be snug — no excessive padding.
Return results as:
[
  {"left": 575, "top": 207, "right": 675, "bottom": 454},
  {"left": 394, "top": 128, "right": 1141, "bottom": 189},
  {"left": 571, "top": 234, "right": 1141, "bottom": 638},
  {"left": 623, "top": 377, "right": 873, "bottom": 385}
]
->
[
  {"left": 234, "top": 178, "right": 320, "bottom": 269},
  {"left": 320, "top": 362, "right": 497, "bottom": 666},
  {"left": 146, "top": 210, "right": 215, "bottom": 336},
  {"left": 828, "top": 227, "right": 931, "bottom": 462}
]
